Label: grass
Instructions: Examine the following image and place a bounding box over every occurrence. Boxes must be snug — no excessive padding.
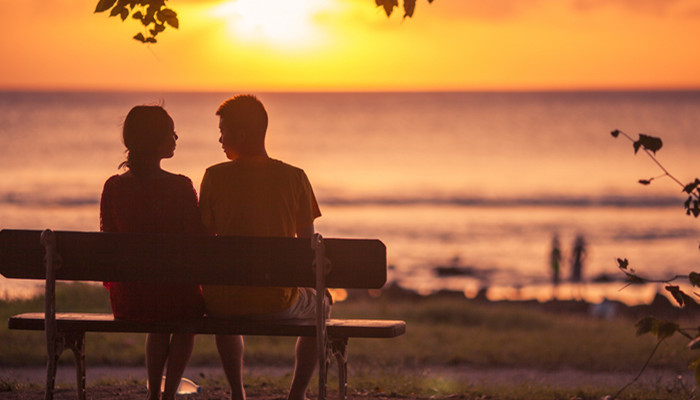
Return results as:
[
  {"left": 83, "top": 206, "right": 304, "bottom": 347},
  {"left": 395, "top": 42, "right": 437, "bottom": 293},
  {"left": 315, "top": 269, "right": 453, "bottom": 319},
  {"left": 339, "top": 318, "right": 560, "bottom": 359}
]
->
[
  {"left": 345, "top": 367, "right": 694, "bottom": 400},
  {"left": 332, "top": 296, "right": 697, "bottom": 372},
  {"left": 1, "top": 283, "right": 699, "bottom": 399}
]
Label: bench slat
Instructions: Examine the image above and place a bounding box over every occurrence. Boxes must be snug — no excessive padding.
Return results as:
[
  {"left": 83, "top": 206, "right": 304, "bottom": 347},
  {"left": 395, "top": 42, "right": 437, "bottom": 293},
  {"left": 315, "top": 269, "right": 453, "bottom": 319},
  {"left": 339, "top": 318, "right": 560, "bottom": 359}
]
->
[
  {"left": 8, "top": 313, "right": 406, "bottom": 339},
  {"left": 0, "top": 230, "right": 387, "bottom": 289}
]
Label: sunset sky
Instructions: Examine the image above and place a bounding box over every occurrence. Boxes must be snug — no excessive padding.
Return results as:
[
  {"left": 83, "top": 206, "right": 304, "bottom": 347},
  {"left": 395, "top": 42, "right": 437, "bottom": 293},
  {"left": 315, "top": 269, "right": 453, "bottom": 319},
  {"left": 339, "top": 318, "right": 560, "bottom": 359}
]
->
[{"left": 2, "top": 0, "right": 700, "bottom": 91}]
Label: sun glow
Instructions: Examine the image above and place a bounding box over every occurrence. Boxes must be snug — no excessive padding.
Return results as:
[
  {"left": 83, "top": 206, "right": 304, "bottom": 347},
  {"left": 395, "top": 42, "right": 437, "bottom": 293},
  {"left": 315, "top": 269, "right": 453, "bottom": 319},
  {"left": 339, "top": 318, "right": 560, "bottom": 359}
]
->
[{"left": 209, "top": 0, "right": 331, "bottom": 48}]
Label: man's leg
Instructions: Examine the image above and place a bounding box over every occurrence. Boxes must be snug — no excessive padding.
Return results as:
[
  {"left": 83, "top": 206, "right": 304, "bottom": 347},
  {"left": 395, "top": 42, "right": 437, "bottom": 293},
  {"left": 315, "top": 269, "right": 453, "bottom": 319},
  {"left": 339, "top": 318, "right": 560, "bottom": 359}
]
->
[
  {"left": 288, "top": 336, "right": 317, "bottom": 400},
  {"left": 288, "top": 288, "right": 331, "bottom": 400},
  {"left": 215, "top": 334, "right": 246, "bottom": 400}
]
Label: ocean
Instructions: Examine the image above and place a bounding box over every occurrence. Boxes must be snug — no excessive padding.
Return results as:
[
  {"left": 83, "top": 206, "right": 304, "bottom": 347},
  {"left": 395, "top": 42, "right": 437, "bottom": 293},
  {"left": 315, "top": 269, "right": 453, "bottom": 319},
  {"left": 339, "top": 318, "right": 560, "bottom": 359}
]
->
[{"left": 2, "top": 90, "right": 700, "bottom": 304}]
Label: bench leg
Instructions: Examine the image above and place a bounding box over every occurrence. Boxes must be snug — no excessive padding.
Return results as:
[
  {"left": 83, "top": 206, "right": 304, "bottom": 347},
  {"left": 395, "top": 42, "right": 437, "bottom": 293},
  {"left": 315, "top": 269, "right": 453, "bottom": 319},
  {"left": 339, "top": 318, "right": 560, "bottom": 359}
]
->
[
  {"left": 44, "top": 332, "right": 86, "bottom": 400},
  {"left": 329, "top": 338, "right": 348, "bottom": 400},
  {"left": 45, "top": 350, "right": 60, "bottom": 400},
  {"left": 66, "top": 332, "right": 87, "bottom": 400},
  {"left": 318, "top": 347, "right": 329, "bottom": 400}
]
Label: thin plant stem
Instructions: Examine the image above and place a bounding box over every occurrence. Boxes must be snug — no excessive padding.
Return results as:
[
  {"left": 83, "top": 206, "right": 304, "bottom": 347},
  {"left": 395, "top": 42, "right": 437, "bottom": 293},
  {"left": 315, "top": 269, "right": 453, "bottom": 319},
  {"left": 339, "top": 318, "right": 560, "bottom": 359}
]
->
[
  {"left": 614, "top": 338, "right": 666, "bottom": 398},
  {"left": 616, "top": 129, "right": 695, "bottom": 196},
  {"left": 643, "top": 148, "right": 686, "bottom": 189}
]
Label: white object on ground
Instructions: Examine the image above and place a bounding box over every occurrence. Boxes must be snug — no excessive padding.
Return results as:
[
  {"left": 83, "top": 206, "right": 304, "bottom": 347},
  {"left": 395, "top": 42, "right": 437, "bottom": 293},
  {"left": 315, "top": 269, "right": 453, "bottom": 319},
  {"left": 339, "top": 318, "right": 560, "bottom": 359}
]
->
[{"left": 147, "top": 376, "right": 201, "bottom": 394}]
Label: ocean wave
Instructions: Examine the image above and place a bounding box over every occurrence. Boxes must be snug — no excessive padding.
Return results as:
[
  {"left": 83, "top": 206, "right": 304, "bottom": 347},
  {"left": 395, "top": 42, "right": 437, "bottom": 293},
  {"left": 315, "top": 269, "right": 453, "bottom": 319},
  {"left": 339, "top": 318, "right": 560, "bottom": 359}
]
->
[
  {"left": 318, "top": 194, "right": 686, "bottom": 208},
  {"left": 0, "top": 193, "right": 99, "bottom": 207},
  {"left": 612, "top": 228, "right": 698, "bottom": 241},
  {"left": 0, "top": 191, "right": 687, "bottom": 209}
]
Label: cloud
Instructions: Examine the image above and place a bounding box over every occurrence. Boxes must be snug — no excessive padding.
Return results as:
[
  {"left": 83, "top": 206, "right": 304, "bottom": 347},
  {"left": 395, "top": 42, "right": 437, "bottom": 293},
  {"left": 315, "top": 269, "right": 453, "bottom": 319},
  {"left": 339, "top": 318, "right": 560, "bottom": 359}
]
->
[
  {"left": 417, "top": 0, "right": 700, "bottom": 22},
  {"left": 429, "top": 0, "right": 546, "bottom": 21},
  {"left": 572, "top": 0, "right": 691, "bottom": 15}
]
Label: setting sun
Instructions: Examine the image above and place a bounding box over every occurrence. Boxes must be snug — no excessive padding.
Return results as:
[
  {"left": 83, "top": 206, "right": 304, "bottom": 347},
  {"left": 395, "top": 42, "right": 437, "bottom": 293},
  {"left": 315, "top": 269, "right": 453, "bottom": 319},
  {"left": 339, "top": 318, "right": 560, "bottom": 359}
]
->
[
  {"left": 208, "top": 0, "right": 332, "bottom": 48},
  {"left": 3, "top": 0, "right": 700, "bottom": 91}
]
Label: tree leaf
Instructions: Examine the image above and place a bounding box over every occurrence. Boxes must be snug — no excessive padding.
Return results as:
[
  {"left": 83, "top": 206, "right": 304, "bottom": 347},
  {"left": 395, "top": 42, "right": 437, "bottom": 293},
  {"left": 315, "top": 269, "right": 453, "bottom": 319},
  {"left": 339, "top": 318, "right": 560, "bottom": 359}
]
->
[
  {"left": 665, "top": 285, "right": 693, "bottom": 307},
  {"left": 638, "top": 179, "right": 652, "bottom": 185},
  {"left": 635, "top": 316, "right": 655, "bottom": 336},
  {"left": 616, "top": 258, "right": 629, "bottom": 270},
  {"left": 120, "top": 7, "right": 129, "bottom": 21},
  {"left": 145, "top": 37, "right": 157, "bottom": 43},
  {"left": 655, "top": 320, "right": 679, "bottom": 340},
  {"left": 109, "top": 6, "right": 123, "bottom": 17},
  {"left": 145, "top": 4, "right": 157, "bottom": 24},
  {"left": 633, "top": 134, "right": 663, "bottom": 154},
  {"left": 132, "top": 11, "right": 143, "bottom": 20},
  {"left": 636, "top": 317, "right": 678, "bottom": 340},
  {"left": 611, "top": 129, "right": 620, "bottom": 138},
  {"left": 683, "top": 180, "right": 700, "bottom": 194},
  {"left": 165, "top": 16, "right": 179, "bottom": 29},
  {"left": 693, "top": 201, "right": 700, "bottom": 217},
  {"left": 133, "top": 32, "right": 146, "bottom": 42},
  {"left": 152, "top": 23, "right": 165, "bottom": 33},
  {"left": 404, "top": 0, "right": 416, "bottom": 18},
  {"left": 157, "top": 8, "right": 177, "bottom": 20},
  {"left": 376, "top": 0, "right": 399, "bottom": 17},
  {"left": 95, "top": 0, "right": 117, "bottom": 13},
  {"left": 689, "top": 272, "right": 700, "bottom": 287},
  {"left": 389, "top": 0, "right": 399, "bottom": 15}
]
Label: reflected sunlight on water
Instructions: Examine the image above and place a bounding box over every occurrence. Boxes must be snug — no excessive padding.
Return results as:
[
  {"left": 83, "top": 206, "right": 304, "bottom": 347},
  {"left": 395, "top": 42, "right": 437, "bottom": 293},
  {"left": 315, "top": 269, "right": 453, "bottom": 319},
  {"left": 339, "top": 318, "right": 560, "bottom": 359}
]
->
[{"left": 2, "top": 91, "right": 700, "bottom": 303}]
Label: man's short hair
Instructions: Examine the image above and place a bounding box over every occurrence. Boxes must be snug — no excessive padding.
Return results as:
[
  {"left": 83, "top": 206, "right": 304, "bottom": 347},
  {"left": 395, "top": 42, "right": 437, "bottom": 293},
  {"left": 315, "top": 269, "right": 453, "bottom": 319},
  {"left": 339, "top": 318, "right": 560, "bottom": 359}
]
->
[{"left": 216, "top": 94, "right": 268, "bottom": 134}]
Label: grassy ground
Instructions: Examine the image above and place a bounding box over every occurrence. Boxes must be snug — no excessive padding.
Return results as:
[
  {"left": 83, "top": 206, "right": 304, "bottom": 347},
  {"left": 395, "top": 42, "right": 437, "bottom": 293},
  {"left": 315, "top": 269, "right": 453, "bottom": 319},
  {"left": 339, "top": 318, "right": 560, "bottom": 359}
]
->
[{"left": 1, "top": 283, "right": 698, "bottom": 399}]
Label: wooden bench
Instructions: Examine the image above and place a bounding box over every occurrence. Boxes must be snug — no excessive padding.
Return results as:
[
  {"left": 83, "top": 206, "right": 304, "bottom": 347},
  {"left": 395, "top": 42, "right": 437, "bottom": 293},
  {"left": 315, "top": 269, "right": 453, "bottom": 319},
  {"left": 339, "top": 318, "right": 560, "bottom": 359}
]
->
[{"left": 0, "top": 229, "right": 405, "bottom": 400}]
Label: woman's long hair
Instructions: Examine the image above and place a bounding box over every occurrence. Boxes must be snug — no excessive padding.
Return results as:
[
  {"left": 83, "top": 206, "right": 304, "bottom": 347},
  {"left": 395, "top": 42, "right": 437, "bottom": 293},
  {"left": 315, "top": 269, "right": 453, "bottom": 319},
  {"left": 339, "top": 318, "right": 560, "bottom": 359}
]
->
[{"left": 119, "top": 105, "right": 174, "bottom": 176}]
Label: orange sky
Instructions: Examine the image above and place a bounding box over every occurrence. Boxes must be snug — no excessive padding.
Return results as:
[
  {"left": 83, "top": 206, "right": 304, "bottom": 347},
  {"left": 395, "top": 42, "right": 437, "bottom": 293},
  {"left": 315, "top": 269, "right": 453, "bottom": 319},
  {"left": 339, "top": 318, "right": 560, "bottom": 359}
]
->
[{"left": 1, "top": 0, "right": 700, "bottom": 91}]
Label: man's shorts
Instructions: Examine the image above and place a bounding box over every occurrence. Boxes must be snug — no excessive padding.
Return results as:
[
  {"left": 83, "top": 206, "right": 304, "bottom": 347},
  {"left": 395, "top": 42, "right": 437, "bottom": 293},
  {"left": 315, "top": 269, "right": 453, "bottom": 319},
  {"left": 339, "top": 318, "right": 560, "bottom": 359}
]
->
[{"left": 247, "top": 288, "right": 331, "bottom": 320}]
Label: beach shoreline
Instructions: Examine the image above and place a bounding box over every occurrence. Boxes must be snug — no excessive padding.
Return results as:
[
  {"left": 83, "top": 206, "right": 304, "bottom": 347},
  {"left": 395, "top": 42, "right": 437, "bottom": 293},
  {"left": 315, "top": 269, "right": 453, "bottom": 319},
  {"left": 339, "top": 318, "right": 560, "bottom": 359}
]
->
[{"left": 349, "top": 281, "right": 692, "bottom": 321}]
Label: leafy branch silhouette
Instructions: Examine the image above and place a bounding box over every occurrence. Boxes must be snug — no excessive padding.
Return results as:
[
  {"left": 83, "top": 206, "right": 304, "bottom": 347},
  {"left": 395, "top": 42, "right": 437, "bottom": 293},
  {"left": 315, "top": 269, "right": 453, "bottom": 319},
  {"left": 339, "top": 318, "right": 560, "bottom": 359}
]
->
[
  {"left": 611, "top": 129, "right": 700, "bottom": 397},
  {"left": 375, "top": 0, "right": 435, "bottom": 18},
  {"left": 611, "top": 129, "right": 700, "bottom": 215},
  {"left": 95, "top": 0, "right": 437, "bottom": 43},
  {"left": 94, "top": 0, "right": 179, "bottom": 43}
]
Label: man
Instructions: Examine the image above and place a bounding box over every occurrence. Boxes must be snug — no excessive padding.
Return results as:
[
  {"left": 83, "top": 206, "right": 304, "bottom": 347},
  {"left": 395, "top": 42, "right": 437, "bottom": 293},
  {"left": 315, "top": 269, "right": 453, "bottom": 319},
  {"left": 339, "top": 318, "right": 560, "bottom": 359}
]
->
[{"left": 199, "top": 94, "right": 324, "bottom": 400}]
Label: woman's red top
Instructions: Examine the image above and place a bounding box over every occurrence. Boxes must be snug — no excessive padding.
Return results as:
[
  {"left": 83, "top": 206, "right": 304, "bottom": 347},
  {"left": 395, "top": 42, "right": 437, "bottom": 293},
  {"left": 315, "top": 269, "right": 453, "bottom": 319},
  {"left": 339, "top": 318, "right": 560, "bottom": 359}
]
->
[{"left": 100, "top": 173, "right": 205, "bottom": 323}]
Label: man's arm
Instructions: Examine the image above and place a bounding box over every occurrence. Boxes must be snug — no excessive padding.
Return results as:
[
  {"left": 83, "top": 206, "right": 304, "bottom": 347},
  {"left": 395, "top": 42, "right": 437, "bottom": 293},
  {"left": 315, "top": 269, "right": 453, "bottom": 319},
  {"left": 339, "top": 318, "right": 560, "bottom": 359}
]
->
[
  {"left": 296, "top": 223, "right": 314, "bottom": 239},
  {"left": 199, "top": 171, "right": 217, "bottom": 236}
]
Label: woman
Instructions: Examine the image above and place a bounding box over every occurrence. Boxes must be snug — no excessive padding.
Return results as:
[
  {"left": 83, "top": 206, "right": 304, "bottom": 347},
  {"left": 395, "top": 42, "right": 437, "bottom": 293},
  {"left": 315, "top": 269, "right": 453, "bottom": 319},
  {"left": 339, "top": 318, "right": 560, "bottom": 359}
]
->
[{"left": 100, "top": 105, "right": 204, "bottom": 400}]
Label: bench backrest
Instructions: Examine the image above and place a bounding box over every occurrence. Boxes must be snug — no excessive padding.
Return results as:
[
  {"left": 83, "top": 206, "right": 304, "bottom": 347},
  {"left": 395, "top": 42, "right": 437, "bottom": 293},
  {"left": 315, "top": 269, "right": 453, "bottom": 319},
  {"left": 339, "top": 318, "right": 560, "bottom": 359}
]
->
[{"left": 0, "top": 229, "right": 387, "bottom": 289}]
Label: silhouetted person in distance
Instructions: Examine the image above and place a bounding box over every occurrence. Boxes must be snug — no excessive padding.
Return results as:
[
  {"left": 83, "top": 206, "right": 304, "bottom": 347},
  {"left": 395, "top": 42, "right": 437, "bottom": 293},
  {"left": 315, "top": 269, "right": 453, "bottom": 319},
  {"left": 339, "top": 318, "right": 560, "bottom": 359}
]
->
[
  {"left": 100, "top": 105, "right": 205, "bottom": 400},
  {"left": 199, "top": 95, "right": 325, "bottom": 400},
  {"left": 550, "top": 233, "right": 562, "bottom": 299},
  {"left": 570, "top": 234, "right": 587, "bottom": 300}
]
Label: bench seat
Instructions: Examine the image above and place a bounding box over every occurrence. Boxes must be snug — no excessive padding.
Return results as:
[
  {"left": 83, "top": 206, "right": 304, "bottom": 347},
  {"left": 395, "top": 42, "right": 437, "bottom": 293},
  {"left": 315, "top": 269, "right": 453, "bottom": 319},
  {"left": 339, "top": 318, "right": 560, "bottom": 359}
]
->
[{"left": 9, "top": 313, "right": 406, "bottom": 338}]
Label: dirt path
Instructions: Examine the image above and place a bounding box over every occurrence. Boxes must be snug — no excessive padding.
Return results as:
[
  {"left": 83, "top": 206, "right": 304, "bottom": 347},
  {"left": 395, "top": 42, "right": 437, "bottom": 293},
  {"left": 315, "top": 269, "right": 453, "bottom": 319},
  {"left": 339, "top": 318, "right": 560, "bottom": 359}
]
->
[{"left": 0, "top": 364, "right": 694, "bottom": 399}]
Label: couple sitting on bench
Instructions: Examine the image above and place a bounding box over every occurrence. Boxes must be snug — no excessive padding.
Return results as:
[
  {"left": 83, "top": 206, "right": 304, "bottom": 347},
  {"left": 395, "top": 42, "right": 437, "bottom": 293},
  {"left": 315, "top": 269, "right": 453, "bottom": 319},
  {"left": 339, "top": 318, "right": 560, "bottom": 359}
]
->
[{"left": 101, "top": 95, "right": 324, "bottom": 400}]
